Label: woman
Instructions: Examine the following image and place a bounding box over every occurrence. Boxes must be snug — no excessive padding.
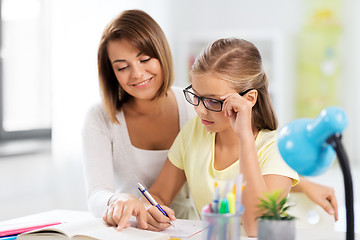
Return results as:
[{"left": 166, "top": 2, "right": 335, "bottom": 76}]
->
[{"left": 82, "top": 10, "right": 197, "bottom": 228}]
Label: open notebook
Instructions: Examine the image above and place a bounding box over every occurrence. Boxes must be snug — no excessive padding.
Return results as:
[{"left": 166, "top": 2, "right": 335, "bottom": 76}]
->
[{"left": 16, "top": 218, "right": 206, "bottom": 240}]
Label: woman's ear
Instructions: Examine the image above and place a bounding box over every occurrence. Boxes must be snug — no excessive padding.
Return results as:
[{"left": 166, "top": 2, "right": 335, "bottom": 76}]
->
[{"left": 245, "top": 90, "right": 258, "bottom": 107}]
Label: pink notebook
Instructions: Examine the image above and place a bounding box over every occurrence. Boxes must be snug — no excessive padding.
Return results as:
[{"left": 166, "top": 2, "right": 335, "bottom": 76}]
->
[{"left": 0, "top": 220, "right": 62, "bottom": 237}]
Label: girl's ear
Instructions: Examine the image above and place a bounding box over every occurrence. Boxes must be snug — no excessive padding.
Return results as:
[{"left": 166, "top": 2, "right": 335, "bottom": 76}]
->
[{"left": 245, "top": 90, "right": 258, "bottom": 107}]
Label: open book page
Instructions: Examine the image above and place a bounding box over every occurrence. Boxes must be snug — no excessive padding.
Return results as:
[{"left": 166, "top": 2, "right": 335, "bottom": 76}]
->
[
  {"left": 161, "top": 219, "right": 207, "bottom": 238},
  {"left": 17, "top": 219, "right": 100, "bottom": 239},
  {"left": 17, "top": 218, "right": 169, "bottom": 240},
  {"left": 0, "top": 219, "right": 62, "bottom": 237}
]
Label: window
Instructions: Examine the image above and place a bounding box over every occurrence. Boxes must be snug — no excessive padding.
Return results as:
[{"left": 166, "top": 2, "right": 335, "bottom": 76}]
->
[{"left": 0, "top": 0, "right": 51, "bottom": 155}]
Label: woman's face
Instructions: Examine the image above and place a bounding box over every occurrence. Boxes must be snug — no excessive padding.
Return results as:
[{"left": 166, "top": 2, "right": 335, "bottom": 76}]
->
[
  {"left": 107, "top": 38, "right": 163, "bottom": 100},
  {"left": 191, "top": 73, "right": 237, "bottom": 133}
]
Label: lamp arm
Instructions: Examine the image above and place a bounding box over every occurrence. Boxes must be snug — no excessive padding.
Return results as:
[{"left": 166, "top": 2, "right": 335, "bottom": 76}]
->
[{"left": 327, "top": 133, "right": 354, "bottom": 240}]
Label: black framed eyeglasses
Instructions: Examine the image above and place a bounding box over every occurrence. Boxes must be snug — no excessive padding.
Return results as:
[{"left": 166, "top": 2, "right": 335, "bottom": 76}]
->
[{"left": 182, "top": 84, "right": 253, "bottom": 112}]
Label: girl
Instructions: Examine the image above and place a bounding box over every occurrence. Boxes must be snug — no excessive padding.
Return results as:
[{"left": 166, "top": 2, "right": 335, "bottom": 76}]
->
[{"left": 140, "top": 37, "right": 299, "bottom": 237}]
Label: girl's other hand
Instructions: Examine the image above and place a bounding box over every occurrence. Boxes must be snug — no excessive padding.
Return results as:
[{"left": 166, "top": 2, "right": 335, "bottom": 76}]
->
[
  {"left": 305, "top": 183, "right": 338, "bottom": 221},
  {"left": 103, "top": 197, "right": 148, "bottom": 231},
  {"left": 292, "top": 178, "right": 338, "bottom": 221}
]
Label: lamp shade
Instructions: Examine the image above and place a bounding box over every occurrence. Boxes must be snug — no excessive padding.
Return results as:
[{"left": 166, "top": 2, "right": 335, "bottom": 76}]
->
[{"left": 277, "top": 107, "right": 348, "bottom": 176}]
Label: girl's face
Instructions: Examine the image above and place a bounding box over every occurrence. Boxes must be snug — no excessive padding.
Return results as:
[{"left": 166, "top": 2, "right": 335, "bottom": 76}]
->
[
  {"left": 107, "top": 38, "right": 163, "bottom": 100},
  {"left": 191, "top": 73, "right": 237, "bottom": 133}
]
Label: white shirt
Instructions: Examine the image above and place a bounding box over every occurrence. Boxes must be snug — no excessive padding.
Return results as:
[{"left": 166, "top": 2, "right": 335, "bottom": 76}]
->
[{"left": 81, "top": 87, "right": 198, "bottom": 219}]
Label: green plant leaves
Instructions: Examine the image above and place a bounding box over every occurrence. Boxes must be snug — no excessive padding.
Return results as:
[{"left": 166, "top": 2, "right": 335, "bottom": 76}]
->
[{"left": 257, "top": 190, "right": 295, "bottom": 220}]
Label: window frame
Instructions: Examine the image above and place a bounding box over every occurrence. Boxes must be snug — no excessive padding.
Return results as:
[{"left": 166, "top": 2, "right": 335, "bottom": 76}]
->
[{"left": 0, "top": 0, "right": 51, "bottom": 146}]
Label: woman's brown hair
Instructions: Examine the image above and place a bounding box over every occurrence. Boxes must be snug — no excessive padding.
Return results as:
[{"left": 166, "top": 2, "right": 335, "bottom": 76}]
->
[
  {"left": 98, "top": 9, "right": 174, "bottom": 124},
  {"left": 191, "top": 37, "right": 278, "bottom": 131}
]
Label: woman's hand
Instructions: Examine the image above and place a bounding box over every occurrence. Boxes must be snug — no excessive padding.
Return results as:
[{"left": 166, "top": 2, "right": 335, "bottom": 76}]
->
[
  {"left": 292, "top": 178, "right": 338, "bottom": 221},
  {"left": 144, "top": 205, "right": 176, "bottom": 231},
  {"left": 103, "top": 195, "right": 148, "bottom": 231}
]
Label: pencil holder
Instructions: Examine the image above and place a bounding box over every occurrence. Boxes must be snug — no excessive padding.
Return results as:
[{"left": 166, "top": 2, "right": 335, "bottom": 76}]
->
[{"left": 202, "top": 212, "right": 241, "bottom": 240}]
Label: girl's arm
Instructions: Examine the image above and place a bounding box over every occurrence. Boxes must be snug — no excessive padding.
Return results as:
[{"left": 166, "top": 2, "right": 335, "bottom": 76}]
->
[
  {"left": 238, "top": 138, "right": 292, "bottom": 237},
  {"left": 292, "top": 177, "right": 338, "bottom": 221},
  {"left": 222, "top": 92, "right": 293, "bottom": 237},
  {"left": 143, "top": 158, "right": 187, "bottom": 231}
]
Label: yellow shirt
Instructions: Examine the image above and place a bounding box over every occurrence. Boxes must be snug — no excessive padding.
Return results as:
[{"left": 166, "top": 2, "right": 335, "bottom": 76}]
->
[{"left": 168, "top": 116, "right": 299, "bottom": 215}]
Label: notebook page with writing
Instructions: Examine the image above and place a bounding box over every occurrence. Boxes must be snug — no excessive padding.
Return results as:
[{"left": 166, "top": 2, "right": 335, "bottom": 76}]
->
[
  {"left": 76, "top": 225, "right": 169, "bottom": 240},
  {"left": 161, "top": 219, "right": 207, "bottom": 238}
]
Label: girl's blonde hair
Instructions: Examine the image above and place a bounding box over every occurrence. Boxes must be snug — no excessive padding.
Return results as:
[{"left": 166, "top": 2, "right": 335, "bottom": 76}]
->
[
  {"left": 191, "top": 38, "right": 278, "bottom": 131},
  {"left": 97, "top": 9, "right": 173, "bottom": 124}
]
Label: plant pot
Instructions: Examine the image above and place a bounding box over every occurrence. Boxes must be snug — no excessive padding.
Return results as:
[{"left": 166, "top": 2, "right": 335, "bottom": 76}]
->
[{"left": 258, "top": 219, "right": 295, "bottom": 240}]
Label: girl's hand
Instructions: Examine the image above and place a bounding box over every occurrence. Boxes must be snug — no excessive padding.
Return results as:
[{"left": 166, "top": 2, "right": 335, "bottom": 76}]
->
[
  {"left": 145, "top": 205, "right": 176, "bottom": 231},
  {"left": 309, "top": 184, "right": 338, "bottom": 221},
  {"left": 103, "top": 197, "right": 148, "bottom": 231},
  {"left": 221, "top": 93, "right": 253, "bottom": 138},
  {"left": 293, "top": 179, "right": 338, "bottom": 221}
]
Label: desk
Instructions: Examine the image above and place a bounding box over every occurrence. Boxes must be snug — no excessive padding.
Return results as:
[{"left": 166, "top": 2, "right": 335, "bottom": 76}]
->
[{"left": 0, "top": 209, "right": 358, "bottom": 240}]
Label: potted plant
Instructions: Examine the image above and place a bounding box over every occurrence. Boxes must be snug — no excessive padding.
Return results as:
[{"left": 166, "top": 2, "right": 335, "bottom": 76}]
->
[{"left": 257, "top": 190, "right": 295, "bottom": 240}]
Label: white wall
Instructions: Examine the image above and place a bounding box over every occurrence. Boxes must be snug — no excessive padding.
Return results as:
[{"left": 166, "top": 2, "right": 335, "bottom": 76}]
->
[
  {"left": 169, "top": 0, "right": 303, "bottom": 127},
  {"left": 50, "top": 0, "right": 173, "bottom": 162},
  {"left": 342, "top": 0, "right": 360, "bottom": 167},
  {"left": 49, "top": 0, "right": 360, "bottom": 168},
  {"left": 49, "top": 0, "right": 360, "bottom": 231},
  {"left": 168, "top": 0, "right": 360, "bottom": 165},
  {"left": 0, "top": 0, "right": 174, "bottom": 221}
]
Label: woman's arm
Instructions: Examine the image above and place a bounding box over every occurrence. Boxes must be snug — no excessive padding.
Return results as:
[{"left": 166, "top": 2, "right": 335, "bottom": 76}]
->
[
  {"left": 83, "top": 106, "right": 149, "bottom": 230},
  {"left": 82, "top": 105, "right": 117, "bottom": 217},
  {"left": 292, "top": 177, "right": 338, "bottom": 221}
]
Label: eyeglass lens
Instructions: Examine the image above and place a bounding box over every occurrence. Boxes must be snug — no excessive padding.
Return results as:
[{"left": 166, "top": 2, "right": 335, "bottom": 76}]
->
[{"left": 184, "top": 91, "right": 222, "bottom": 111}]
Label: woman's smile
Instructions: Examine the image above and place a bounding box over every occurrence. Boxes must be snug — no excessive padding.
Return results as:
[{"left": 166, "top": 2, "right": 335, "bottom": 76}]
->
[{"left": 132, "top": 77, "right": 153, "bottom": 88}]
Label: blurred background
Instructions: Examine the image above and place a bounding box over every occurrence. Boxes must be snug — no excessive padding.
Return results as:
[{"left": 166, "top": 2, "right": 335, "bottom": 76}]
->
[{"left": 0, "top": 0, "right": 358, "bottom": 233}]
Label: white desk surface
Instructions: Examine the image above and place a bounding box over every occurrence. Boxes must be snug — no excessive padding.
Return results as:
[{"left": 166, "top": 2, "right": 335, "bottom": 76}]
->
[{"left": 0, "top": 209, "right": 358, "bottom": 240}]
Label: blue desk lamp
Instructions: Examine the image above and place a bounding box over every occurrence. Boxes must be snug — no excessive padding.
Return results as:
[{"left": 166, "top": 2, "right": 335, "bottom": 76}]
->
[{"left": 277, "top": 107, "right": 354, "bottom": 240}]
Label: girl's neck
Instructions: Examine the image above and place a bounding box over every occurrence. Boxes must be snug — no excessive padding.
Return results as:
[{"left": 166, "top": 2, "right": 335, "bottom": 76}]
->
[{"left": 215, "top": 127, "right": 239, "bottom": 148}]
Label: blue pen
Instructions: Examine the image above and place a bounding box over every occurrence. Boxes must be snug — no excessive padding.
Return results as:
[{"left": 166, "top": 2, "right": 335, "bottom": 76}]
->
[{"left": 137, "top": 182, "right": 174, "bottom": 227}]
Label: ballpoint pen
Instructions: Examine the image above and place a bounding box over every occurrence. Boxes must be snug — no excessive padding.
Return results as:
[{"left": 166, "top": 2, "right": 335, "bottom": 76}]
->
[
  {"left": 235, "top": 174, "right": 244, "bottom": 214},
  {"left": 137, "top": 182, "right": 175, "bottom": 227},
  {"left": 211, "top": 181, "right": 219, "bottom": 213}
]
